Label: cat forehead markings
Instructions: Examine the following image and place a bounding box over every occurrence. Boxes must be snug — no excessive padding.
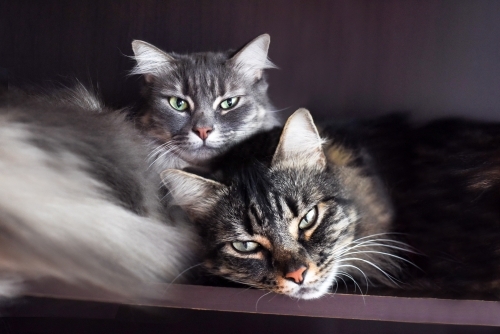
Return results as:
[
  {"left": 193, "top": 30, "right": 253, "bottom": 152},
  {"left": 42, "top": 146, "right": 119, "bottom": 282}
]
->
[{"left": 253, "top": 235, "right": 273, "bottom": 251}]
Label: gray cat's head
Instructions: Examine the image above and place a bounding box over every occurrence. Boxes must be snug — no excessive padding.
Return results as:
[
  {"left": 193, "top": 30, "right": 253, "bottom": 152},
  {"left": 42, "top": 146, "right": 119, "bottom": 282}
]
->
[
  {"left": 162, "top": 109, "right": 402, "bottom": 299},
  {"left": 131, "top": 34, "right": 279, "bottom": 169}
]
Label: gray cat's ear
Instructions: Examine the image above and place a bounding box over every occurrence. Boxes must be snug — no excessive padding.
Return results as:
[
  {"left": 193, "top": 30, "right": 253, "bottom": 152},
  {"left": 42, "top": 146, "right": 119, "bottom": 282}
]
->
[
  {"left": 272, "top": 108, "right": 327, "bottom": 170},
  {"left": 229, "top": 34, "right": 277, "bottom": 80},
  {"left": 131, "top": 40, "right": 175, "bottom": 83},
  {"left": 161, "top": 169, "right": 226, "bottom": 219}
]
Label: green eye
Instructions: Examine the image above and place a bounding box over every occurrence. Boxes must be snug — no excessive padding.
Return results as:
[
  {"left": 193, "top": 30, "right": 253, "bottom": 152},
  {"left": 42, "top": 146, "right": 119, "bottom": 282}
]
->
[
  {"left": 168, "top": 97, "right": 189, "bottom": 111},
  {"left": 299, "top": 206, "right": 318, "bottom": 230},
  {"left": 232, "top": 241, "right": 259, "bottom": 253},
  {"left": 220, "top": 97, "right": 240, "bottom": 110}
]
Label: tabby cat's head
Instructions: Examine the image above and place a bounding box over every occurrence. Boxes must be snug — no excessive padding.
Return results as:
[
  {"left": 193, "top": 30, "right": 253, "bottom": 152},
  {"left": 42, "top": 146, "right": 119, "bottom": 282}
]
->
[
  {"left": 162, "top": 109, "right": 386, "bottom": 299},
  {"left": 131, "top": 34, "right": 279, "bottom": 169}
]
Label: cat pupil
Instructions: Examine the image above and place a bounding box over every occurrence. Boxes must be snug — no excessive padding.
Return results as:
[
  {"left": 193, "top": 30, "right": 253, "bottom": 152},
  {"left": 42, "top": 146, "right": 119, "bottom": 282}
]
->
[
  {"left": 299, "top": 206, "right": 318, "bottom": 230},
  {"left": 232, "top": 241, "right": 259, "bottom": 252},
  {"left": 175, "top": 99, "right": 186, "bottom": 109},
  {"left": 168, "top": 97, "right": 188, "bottom": 111},
  {"left": 220, "top": 97, "right": 239, "bottom": 110}
]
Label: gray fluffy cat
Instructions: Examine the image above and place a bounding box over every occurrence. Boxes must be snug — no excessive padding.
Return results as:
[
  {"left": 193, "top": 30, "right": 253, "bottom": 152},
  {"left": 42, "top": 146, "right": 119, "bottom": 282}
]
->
[
  {"left": 131, "top": 34, "right": 280, "bottom": 172},
  {"left": 0, "top": 34, "right": 279, "bottom": 299}
]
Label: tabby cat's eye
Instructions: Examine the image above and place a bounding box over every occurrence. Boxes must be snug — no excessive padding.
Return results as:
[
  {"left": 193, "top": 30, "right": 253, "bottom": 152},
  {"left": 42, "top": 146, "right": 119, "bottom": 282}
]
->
[
  {"left": 232, "top": 241, "right": 259, "bottom": 253},
  {"left": 220, "top": 97, "right": 240, "bottom": 110},
  {"left": 168, "top": 97, "right": 189, "bottom": 111},
  {"left": 299, "top": 206, "right": 318, "bottom": 230}
]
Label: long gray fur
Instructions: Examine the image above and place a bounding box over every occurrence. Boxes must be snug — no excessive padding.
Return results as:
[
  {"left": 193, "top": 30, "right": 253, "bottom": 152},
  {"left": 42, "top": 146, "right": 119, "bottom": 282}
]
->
[
  {"left": 131, "top": 34, "right": 281, "bottom": 172},
  {"left": 0, "top": 86, "right": 197, "bottom": 299}
]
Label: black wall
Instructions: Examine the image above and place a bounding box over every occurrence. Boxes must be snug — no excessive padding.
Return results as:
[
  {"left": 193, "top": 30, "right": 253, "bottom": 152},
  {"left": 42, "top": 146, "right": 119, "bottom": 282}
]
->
[{"left": 2, "top": 0, "right": 500, "bottom": 122}]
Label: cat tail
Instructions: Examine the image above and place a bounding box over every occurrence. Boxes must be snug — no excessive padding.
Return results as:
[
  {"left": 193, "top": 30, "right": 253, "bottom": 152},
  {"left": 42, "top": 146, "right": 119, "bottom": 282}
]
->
[{"left": 0, "top": 118, "right": 197, "bottom": 301}]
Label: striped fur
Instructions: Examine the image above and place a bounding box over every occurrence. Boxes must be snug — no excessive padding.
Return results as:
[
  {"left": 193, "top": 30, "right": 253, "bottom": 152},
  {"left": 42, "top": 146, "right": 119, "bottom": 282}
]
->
[{"left": 163, "top": 110, "right": 402, "bottom": 299}]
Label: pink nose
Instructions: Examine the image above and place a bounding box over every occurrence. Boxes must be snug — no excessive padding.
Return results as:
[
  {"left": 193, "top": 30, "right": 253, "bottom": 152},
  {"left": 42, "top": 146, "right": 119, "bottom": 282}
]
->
[
  {"left": 285, "top": 266, "right": 307, "bottom": 284},
  {"left": 193, "top": 127, "right": 213, "bottom": 140}
]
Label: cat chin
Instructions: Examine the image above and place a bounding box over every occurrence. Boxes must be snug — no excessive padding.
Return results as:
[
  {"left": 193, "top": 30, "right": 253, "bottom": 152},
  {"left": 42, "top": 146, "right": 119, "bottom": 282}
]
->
[
  {"left": 287, "top": 278, "right": 333, "bottom": 300},
  {"left": 180, "top": 147, "right": 219, "bottom": 164},
  {"left": 283, "top": 265, "right": 339, "bottom": 300}
]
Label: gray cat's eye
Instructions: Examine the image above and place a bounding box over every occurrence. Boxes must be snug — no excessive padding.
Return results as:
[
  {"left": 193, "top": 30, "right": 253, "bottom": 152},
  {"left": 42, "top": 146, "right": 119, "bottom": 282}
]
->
[
  {"left": 168, "top": 97, "right": 189, "bottom": 111},
  {"left": 220, "top": 97, "right": 240, "bottom": 110},
  {"left": 232, "top": 241, "right": 259, "bottom": 253},
  {"left": 299, "top": 206, "right": 318, "bottom": 230}
]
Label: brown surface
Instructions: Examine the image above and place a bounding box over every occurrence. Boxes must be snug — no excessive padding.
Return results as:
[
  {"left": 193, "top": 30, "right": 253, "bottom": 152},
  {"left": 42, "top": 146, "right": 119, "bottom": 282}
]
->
[{"left": 5, "top": 281, "right": 497, "bottom": 327}]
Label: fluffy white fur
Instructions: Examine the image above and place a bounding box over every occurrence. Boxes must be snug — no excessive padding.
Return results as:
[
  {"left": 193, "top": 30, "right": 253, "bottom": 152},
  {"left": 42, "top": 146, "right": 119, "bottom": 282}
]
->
[{"left": 0, "top": 115, "right": 196, "bottom": 300}]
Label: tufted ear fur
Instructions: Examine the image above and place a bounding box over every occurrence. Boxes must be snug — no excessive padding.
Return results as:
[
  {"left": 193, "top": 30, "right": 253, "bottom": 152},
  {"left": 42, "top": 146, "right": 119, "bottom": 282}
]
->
[
  {"left": 160, "top": 169, "right": 226, "bottom": 219},
  {"left": 272, "top": 108, "right": 326, "bottom": 170},
  {"left": 229, "top": 34, "right": 277, "bottom": 81},
  {"left": 131, "top": 40, "right": 176, "bottom": 83}
]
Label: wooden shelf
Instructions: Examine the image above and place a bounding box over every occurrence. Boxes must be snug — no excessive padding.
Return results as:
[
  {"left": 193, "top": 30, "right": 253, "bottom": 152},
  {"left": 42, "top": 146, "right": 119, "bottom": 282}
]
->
[{"left": 2, "top": 281, "right": 499, "bottom": 328}]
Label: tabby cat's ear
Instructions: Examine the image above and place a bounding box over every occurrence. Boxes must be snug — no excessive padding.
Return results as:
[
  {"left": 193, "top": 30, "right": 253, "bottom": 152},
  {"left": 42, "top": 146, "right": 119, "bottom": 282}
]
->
[
  {"left": 160, "top": 169, "right": 226, "bottom": 219},
  {"left": 271, "top": 108, "right": 326, "bottom": 170},
  {"left": 229, "top": 34, "right": 277, "bottom": 81},
  {"left": 131, "top": 40, "right": 175, "bottom": 83}
]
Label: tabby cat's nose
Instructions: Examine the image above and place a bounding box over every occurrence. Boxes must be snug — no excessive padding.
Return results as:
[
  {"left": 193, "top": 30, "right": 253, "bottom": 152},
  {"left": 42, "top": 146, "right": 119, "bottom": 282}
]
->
[
  {"left": 285, "top": 266, "right": 307, "bottom": 285},
  {"left": 193, "top": 126, "right": 213, "bottom": 141}
]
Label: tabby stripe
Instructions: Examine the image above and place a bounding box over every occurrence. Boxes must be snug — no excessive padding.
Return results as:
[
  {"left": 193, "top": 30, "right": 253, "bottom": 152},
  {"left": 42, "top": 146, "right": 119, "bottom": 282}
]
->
[
  {"left": 271, "top": 191, "right": 284, "bottom": 219},
  {"left": 243, "top": 208, "right": 255, "bottom": 234},
  {"left": 284, "top": 196, "right": 299, "bottom": 217}
]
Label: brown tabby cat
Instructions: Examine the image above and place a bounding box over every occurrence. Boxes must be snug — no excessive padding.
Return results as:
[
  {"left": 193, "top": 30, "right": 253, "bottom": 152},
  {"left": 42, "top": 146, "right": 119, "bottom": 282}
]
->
[{"left": 163, "top": 109, "right": 500, "bottom": 300}]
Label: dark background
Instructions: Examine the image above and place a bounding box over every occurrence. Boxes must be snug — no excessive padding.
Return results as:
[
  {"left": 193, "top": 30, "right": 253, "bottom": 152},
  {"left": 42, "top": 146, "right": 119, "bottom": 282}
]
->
[{"left": 2, "top": 0, "right": 500, "bottom": 123}]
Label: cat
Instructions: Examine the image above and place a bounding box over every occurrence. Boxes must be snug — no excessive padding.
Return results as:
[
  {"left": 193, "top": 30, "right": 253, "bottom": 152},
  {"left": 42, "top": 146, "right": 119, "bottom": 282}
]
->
[
  {"left": 0, "top": 34, "right": 280, "bottom": 299},
  {"left": 0, "top": 86, "right": 198, "bottom": 299},
  {"left": 130, "top": 34, "right": 280, "bottom": 172},
  {"left": 163, "top": 108, "right": 500, "bottom": 300},
  {"left": 162, "top": 109, "right": 405, "bottom": 299}
]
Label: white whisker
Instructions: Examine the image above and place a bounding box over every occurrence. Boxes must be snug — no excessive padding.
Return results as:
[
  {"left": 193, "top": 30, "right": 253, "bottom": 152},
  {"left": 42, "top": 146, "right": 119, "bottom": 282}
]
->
[
  {"left": 163, "top": 263, "right": 203, "bottom": 296},
  {"left": 255, "top": 291, "right": 273, "bottom": 311},
  {"left": 337, "top": 257, "right": 402, "bottom": 286}
]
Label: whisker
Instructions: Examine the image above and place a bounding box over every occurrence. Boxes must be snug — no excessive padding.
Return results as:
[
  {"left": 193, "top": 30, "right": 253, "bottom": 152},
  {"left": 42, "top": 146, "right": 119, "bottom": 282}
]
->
[
  {"left": 149, "top": 144, "right": 181, "bottom": 169},
  {"left": 339, "top": 250, "right": 420, "bottom": 270},
  {"left": 162, "top": 263, "right": 203, "bottom": 296},
  {"left": 255, "top": 291, "right": 273, "bottom": 312},
  {"left": 336, "top": 271, "right": 366, "bottom": 302},
  {"left": 336, "top": 264, "right": 371, "bottom": 289},
  {"left": 337, "top": 257, "right": 402, "bottom": 286},
  {"left": 335, "top": 274, "right": 349, "bottom": 292}
]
